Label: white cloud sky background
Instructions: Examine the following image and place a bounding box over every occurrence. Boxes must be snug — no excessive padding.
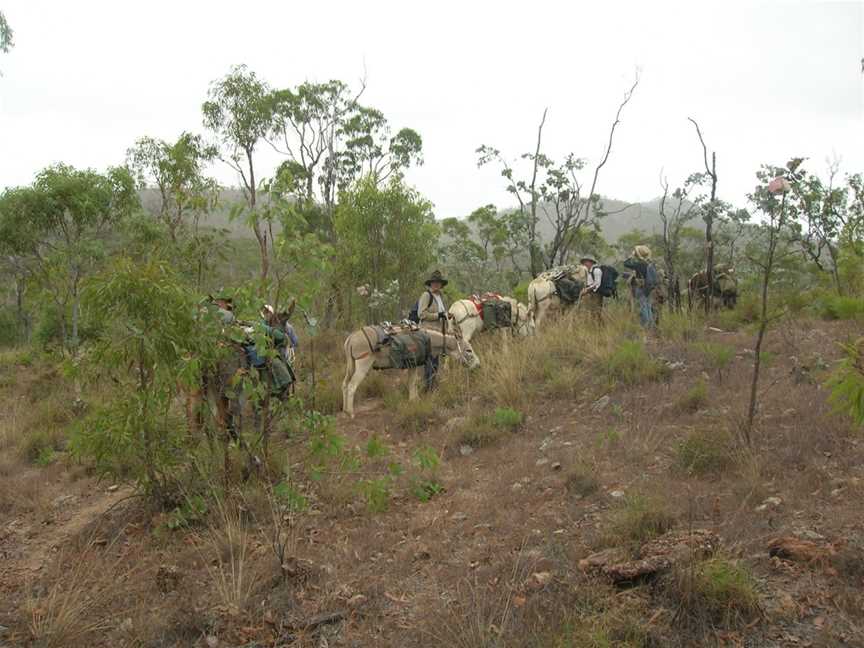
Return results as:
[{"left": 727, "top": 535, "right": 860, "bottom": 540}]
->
[{"left": 1, "top": 0, "right": 862, "bottom": 221}]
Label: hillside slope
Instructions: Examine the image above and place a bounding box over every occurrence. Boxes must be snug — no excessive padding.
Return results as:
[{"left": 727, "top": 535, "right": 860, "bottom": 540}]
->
[{"left": 1, "top": 310, "right": 862, "bottom": 647}]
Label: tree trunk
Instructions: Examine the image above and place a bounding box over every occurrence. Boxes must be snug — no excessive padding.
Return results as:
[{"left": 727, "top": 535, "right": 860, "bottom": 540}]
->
[
  {"left": 70, "top": 273, "right": 81, "bottom": 354},
  {"left": 744, "top": 193, "right": 784, "bottom": 444}
]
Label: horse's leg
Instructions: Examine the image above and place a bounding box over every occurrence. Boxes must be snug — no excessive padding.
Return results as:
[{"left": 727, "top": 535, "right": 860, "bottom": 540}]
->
[
  {"left": 342, "top": 349, "right": 355, "bottom": 414},
  {"left": 408, "top": 366, "right": 421, "bottom": 401},
  {"left": 345, "top": 357, "right": 372, "bottom": 418}
]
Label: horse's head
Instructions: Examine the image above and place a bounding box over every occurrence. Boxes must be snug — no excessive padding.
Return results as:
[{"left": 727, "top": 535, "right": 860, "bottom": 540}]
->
[
  {"left": 445, "top": 333, "right": 480, "bottom": 369},
  {"left": 515, "top": 304, "right": 536, "bottom": 337}
]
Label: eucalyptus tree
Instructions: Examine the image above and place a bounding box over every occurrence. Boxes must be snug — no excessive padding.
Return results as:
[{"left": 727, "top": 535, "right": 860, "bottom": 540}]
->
[
  {"left": 743, "top": 162, "right": 807, "bottom": 443},
  {"left": 333, "top": 176, "right": 438, "bottom": 321},
  {"left": 126, "top": 132, "right": 218, "bottom": 242},
  {"left": 267, "top": 79, "right": 423, "bottom": 226},
  {"left": 202, "top": 65, "right": 274, "bottom": 281},
  {"left": 0, "top": 165, "right": 139, "bottom": 352},
  {"left": 477, "top": 74, "right": 639, "bottom": 277},
  {"left": 0, "top": 11, "right": 12, "bottom": 54}
]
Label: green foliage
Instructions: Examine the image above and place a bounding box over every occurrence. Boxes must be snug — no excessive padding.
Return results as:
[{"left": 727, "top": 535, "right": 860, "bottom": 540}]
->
[
  {"left": 669, "top": 557, "right": 760, "bottom": 627},
  {"left": 334, "top": 176, "right": 439, "bottom": 321},
  {"left": 674, "top": 428, "right": 734, "bottom": 476},
  {"left": 357, "top": 477, "right": 391, "bottom": 513},
  {"left": 606, "top": 495, "right": 676, "bottom": 546},
  {"left": 272, "top": 481, "right": 308, "bottom": 513},
  {"left": 0, "top": 11, "right": 13, "bottom": 54},
  {"left": 676, "top": 380, "right": 709, "bottom": 413},
  {"left": 602, "top": 340, "right": 668, "bottom": 385},
  {"left": 0, "top": 164, "right": 139, "bottom": 351},
  {"left": 658, "top": 311, "right": 700, "bottom": 343},
  {"left": 166, "top": 495, "right": 209, "bottom": 530},
  {"left": 493, "top": 407, "right": 523, "bottom": 429},
  {"left": 816, "top": 295, "right": 864, "bottom": 321},
  {"left": 365, "top": 434, "right": 388, "bottom": 459},
  {"left": 409, "top": 445, "right": 443, "bottom": 503},
  {"left": 696, "top": 342, "right": 735, "bottom": 381},
  {"left": 827, "top": 339, "right": 864, "bottom": 427},
  {"left": 0, "top": 309, "right": 25, "bottom": 348},
  {"left": 69, "top": 257, "right": 220, "bottom": 501}
]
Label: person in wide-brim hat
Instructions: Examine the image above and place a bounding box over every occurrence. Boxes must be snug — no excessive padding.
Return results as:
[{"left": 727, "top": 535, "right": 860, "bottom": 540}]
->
[{"left": 424, "top": 270, "right": 448, "bottom": 287}]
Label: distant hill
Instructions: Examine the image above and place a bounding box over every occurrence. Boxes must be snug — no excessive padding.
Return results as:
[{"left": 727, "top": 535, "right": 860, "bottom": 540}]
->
[
  {"left": 140, "top": 188, "right": 701, "bottom": 245},
  {"left": 536, "top": 196, "right": 704, "bottom": 244}
]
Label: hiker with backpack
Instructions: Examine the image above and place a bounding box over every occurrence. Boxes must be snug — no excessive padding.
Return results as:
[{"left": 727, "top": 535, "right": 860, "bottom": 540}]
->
[
  {"left": 579, "top": 256, "right": 604, "bottom": 321},
  {"left": 624, "top": 245, "right": 658, "bottom": 329},
  {"left": 412, "top": 270, "right": 451, "bottom": 389}
]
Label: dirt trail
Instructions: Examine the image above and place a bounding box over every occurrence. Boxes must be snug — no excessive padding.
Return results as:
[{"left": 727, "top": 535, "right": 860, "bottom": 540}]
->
[{"left": 2, "top": 477, "right": 133, "bottom": 579}]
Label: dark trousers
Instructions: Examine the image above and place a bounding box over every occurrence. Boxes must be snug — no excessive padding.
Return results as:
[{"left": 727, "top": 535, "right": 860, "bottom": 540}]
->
[{"left": 424, "top": 355, "right": 440, "bottom": 390}]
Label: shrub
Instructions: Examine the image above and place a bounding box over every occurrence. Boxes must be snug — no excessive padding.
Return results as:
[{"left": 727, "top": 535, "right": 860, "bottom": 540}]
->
[
  {"left": 565, "top": 466, "right": 600, "bottom": 498},
  {"left": 659, "top": 311, "right": 701, "bottom": 343},
  {"left": 0, "top": 309, "right": 26, "bottom": 348},
  {"left": 18, "top": 429, "right": 64, "bottom": 464},
  {"left": 817, "top": 295, "right": 864, "bottom": 321},
  {"left": 493, "top": 407, "right": 523, "bottom": 429},
  {"left": 357, "top": 477, "right": 391, "bottom": 512},
  {"left": 826, "top": 337, "right": 864, "bottom": 426},
  {"left": 606, "top": 494, "right": 676, "bottom": 546},
  {"left": 675, "top": 380, "right": 709, "bottom": 413},
  {"left": 667, "top": 557, "right": 760, "bottom": 627},
  {"left": 696, "top": 342, "right": 735, "bottom": 382},
  {"left": 410, "top": 445, "right": 444, "bottom": 504},
  {"left": 603, "top": 340, "right": 669, "bottom": 386},
  {"left": 674, "top": 428, "right": 734, "bottom": 476}
]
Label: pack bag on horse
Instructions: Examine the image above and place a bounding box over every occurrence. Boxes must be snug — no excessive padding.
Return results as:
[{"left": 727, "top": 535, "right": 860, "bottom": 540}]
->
[
  {"left": 526, "top": 263, "right": 589, "bottom": 329},
  {"left": 688, "top": 264, "right": 737, "bottom": 311},
  {"left": 186, "top": 296, "right": 293, "bottom": 443},
  {"left": 341, "top": 322, "right": 479, "bottom": 418},
  {"left": 261, "top": 301, "right": 299, "bottom": 388},
  {"left": 448, "top": 293, "right": 534, "bottom": 343}
]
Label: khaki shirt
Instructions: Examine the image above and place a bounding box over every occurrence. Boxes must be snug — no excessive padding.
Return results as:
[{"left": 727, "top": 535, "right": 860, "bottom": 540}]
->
[{"left": 417, "top": 290, "right": 448, "bottom": 332}]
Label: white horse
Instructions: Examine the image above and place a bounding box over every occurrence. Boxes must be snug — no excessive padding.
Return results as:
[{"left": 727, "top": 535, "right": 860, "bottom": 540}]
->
[
  {"left": 527, "top": 265, "right": 588, "bottom": 329},
  {"left": 448, "top": 296, "right": 534, "bottom": 343},
  {"left": 342, "top": 326, "right": 480, "bottom": 418}
]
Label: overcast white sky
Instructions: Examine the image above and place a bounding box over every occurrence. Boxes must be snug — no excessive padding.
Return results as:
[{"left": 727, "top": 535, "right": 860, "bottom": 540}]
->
[{"left": 1, "top": 1, "right": 862, "bottom": 219}]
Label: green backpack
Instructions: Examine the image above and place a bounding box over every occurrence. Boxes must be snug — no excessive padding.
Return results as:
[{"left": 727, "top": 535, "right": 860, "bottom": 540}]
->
[
  {"left": 482, "top": 299, "right": 512, "bottom": 330},
  {"left": 388, "top": 331, "right": 431, "bottom": 369}
]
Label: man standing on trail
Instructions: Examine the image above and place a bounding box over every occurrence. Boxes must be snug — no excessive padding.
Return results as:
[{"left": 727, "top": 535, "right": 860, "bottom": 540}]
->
[
  {"left": 579, "top": 256, "right": 604, "bottom": 323},
  {"left": 624, "top": 245, "right": 657, "bottom": 329},
  {"left": 416, "top": 270, "right": 450, "bottom": 390}
]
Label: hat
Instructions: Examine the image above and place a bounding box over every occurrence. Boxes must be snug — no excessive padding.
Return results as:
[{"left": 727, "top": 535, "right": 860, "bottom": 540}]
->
[
  {"left": 633, "top": 245, "right": 652, "bottom": 261},
  {"left": 579, "top": 256, "right": 598, "bottom": 265},
  {"left": 424, "top": 270, "right": 448, "bottom": 287}
]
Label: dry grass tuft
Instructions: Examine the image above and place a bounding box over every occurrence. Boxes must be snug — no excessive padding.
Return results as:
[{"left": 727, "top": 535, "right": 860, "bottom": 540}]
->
[
  {"left": 25, "top": 543, "right": 131, "bottom": 647},
  {"left": 605, "top": 494, "right": 676, "bottom": 548},
  {"left": 673, "top": 426, "right": 735, "bottom": 477},
  {"left": 201, "top": 496, "right": 256, "bottom": 614},
  {"left": 665, "top": 556, "right": 761, "bottom": 630}
]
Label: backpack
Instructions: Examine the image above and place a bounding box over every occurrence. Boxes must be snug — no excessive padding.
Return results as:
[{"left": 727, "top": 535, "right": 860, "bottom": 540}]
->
[
  {"left": 408, "top": 290, "right": 432, "bottom": 324},
  {"left": 645, "top": 263, "right": 659, "bottom": 292},
  {"left": 554, "top": 276, "right": 582, "bottom": 304},
  {"left": 597, "top": 265, "right": 619, "bottom": 298},
  {"left": 388, "top": 331, "right": 431, "bottom": 369},
  {"left": 481, "top": 299, "right": 512, "bottom": 330}
]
